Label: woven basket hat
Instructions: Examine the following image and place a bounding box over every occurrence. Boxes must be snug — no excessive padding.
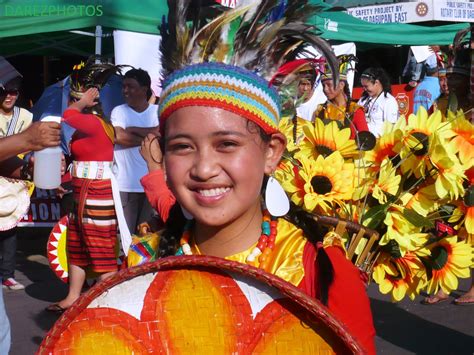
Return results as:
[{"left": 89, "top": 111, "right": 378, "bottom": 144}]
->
[{"left": 0, "top": 177, "right": 30, "bottom": 231}]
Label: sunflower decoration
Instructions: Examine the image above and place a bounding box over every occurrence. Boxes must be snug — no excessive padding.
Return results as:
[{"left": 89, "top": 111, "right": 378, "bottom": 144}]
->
[
  {"left": 295, "top": 152, "right": 355, "bottom": 214},
  {"left": 373, "top": 251, "right": 427, "bottom": 302},
  {"left": 299, "top": 119, "right": 358, "bottom": 160},
  {"left": 404, "top": 184, "right": 439, "bottom": 217},
  {"left": 422, "top": 235, "right": 473, "bottom": 295},
  {"left": 448, "top": 110, "right": 474, "bottom": 167},
  {"left": 364, "top": 118, "right": 406, "bottom": 169},
  {"left": 448, "top": 167, "right": 474, "bottom": 235},
  {"left": 380, "top": 200, "right": 431, "bottom": 254},
  {"left": 275, "top": 99, "right": 473, "bottom": 302},
  {"left": 397, "top": 108, "right": 455, "bottom": 179},
  {"left": 278, "top": 116, "right": 312, "bottom": 153},
  {"left": 429, "top": 136, "right": 466, "bottom": 200},
  {"left": 274, "top": 159, "right": 306, "bottom": 207}
]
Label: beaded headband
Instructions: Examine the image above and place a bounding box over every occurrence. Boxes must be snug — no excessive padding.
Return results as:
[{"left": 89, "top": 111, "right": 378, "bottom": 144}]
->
[{"left": 159, "top": 62, "right": 281, "bottom": 134}]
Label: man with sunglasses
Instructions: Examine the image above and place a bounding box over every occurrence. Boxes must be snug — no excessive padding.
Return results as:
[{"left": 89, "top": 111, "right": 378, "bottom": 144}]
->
[
  {"left": 0, "top": 76, "right": 33, "bottom": 291},
  {"left": 0, "top": 78, "right": 32, "bottom": 139}
]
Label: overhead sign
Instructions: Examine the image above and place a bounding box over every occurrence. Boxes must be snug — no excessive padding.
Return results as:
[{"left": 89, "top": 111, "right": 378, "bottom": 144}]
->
[{"left": 347, "top": 1, "right": 474, "bottom": 23}]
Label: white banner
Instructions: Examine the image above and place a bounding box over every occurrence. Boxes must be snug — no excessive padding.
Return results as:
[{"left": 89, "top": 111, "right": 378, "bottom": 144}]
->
[
  {"left": 347, "top": 1, "right": 474, "bottom": 24},
  {"left": 433, "top": 0, "right": 474, "bottom": 22},
  {"left": 114, "top": 30, "right": 163, "bottom": 97}
]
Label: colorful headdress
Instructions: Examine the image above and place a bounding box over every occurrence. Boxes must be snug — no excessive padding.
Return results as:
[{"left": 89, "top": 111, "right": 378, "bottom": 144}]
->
[
  {"left": 158, "top": 0, "right": 338, "bottom": 134},
  {"left": 69, "top": 57, "right": 124, "bottom": 100},
  {"left": 321, "top": 54, "right": 357, "bottom": 81}
]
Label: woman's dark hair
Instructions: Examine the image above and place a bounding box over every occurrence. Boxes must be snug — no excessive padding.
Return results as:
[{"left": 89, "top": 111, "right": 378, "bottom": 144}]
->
[
  {"left": 158, "top": 120, "right": 335, "bottom": 305},
  {"left": 360, "top": 67, "right": 392, "bottom": 100}
]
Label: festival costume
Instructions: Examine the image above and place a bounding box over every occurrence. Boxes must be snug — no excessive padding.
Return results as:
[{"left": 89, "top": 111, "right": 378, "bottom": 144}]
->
[
  {"left": 314, "top": 101, "right": 368, "bottom": 139},
  {"left": 189, "top": 218, "right": 376, "bottom": 354},
  {"left": 313, "top": 55, "right": 369, "bottom": 139},
  {"left": 63, "top": 108, "right": 119, "bottom": 273},
  {"left": 156, "top": 3, "right": 376, "bottom": 352},
  {"left": 140, "top": 169, "right": 175, "bottom": 223}
]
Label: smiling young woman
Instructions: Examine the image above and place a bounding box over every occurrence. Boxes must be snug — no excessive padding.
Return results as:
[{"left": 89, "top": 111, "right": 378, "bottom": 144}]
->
[{"left": 130, "top": 2, "right": 377, "bottom": 353}]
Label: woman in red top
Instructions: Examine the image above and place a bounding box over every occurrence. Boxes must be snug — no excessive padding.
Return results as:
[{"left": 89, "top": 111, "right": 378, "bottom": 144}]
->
[{"left": 47, "top": 84, "right": 120, "bottom": 312}]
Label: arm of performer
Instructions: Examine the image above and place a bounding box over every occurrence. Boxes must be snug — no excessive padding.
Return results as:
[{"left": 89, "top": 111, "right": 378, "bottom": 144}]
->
[
  {"left": 139, "top": 133, "right": 176, "bottom": 223},
  {"left": 63, "top": 88, "right": 103, "bottom": 134}
]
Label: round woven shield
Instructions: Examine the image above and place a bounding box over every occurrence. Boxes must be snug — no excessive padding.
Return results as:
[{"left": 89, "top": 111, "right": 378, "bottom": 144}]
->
[
  {"left": 46, "top": 216, "right": 69, "bottom": 283},
  {"left": 39, "top": 256, "right": 364, "bottom": 354}
]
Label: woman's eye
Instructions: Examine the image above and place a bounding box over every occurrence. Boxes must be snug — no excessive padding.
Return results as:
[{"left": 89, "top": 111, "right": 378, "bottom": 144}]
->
[
  {"left": 168, "top": 143, "right": 191, "bottom": 152},
  {"left": 219, "top": 141, "right": 239, "bottom": 149}
]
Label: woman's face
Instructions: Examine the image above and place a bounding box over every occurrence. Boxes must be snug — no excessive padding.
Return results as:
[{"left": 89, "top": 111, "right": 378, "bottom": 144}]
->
[
  {"left": 360, "top": 78, "right": 382, "bottom": 98},
  {"left": 164, "top": 106, "right": 284, "bottom": 227},
  {"left": 322, "top": 80, "right": 344, "bottom": 101}
]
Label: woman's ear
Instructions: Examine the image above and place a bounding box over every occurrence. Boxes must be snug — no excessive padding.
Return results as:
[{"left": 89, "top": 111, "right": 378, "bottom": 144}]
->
[{"left": 264, "top": 132, "right": 286, "bottom": 175}]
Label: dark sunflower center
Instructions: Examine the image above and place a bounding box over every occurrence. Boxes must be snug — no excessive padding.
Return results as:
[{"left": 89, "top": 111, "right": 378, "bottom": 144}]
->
[
  {"left": 464, "top": 185, "right": 474, "bottom": 207},
  {"left": 311, "top": 175, "right": 333, "bottom": 195},
  {"left": 314, "top": 144, "right": 334, "bottom": 157},
  {"left": 410, "top": 132, "right": 429, "bottom": 156},
  {"left": 431, "top": 245, "right": 448, "bottom": 270}
]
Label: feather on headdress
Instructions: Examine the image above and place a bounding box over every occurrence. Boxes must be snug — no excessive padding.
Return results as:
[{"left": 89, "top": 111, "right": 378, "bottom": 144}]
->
[
  {"left": 69, "top": 57, "right": 126, "bottom": 99},
  {"left": 159, "top": 0, "right": 339, "bottom": 133}
]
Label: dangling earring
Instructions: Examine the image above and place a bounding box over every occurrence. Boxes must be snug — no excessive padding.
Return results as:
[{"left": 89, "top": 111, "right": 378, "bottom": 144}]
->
[
  {"left": 180, "top": 205, "right": 193, "bottom": 220},
  {"left": 264, "top": 174, "right": 290, "bottom": 217}
]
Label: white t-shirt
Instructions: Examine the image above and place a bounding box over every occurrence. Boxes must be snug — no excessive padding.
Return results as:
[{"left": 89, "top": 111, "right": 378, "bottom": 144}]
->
[
  {"left": 358, "top": 93, "right": 399, "bottom": 137},
  {"left": 111, "top": 104, "right": 159, "bottom": 192}
]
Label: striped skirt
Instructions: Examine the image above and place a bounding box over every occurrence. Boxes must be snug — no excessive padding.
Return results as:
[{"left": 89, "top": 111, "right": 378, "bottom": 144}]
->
[{"left": 67, "top": 178, "right": 118, "bottom": 273}]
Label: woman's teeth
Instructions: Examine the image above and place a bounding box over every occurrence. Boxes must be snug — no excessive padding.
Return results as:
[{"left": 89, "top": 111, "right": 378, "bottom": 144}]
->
[{"left": 198, "top": 187, "right": 230, "bottom": 197}]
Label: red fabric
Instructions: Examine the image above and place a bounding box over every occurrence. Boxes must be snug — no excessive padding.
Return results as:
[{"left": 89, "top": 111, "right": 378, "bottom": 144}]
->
[
  {"left": 67, "top": 178, "right": 118, "bottom": 273},
  {"left": 351, "top": 107, "right": 369, "bottom": 138},
  {"left": 299, "top": 242, "right": 376, "bottom": 355},
  {"left": 62, "top": 109, "right": 114, "bottom": 162},
  {"left": 140, "top": 169, "right": 176, "bottom": 222}
]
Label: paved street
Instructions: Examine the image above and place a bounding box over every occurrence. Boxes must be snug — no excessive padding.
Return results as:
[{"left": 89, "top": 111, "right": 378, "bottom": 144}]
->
[{"left": 3, "top": 228, "right": 474, "bottom": 354}]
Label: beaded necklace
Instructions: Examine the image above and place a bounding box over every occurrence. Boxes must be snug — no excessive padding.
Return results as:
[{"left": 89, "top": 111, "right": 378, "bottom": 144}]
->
[{"left": 176, "top": 210, "right": 278, "bottom": 270}]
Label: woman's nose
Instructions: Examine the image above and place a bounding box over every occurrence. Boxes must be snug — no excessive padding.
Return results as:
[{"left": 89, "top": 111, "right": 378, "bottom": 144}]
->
[{"left": 190, "top": 149, "right": 220, "bottom": 181}]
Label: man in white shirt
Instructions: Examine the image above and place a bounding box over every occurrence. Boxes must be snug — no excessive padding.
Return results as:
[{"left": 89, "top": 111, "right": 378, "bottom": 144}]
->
[{"left": 111, "top": 69, "right": 158, "bottom": 235}]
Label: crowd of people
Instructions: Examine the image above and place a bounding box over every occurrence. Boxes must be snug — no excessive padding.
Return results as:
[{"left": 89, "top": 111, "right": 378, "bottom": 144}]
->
[{"left": 0, "top": 2, "right": 472, "bottom": 353}]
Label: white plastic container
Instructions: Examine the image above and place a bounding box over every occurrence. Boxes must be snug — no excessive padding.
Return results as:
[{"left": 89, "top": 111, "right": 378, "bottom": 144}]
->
[{"left": 33, "top": 116, "right": 62, "bottom": 189}]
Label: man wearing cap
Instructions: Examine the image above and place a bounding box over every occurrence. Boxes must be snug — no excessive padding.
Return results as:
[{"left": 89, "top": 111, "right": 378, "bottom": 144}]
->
[
  {"left": 0, "top": 73, "right": 33, "bottom": 291},
  {"left": 111, "top": 68, "right": 159, "bottom": 235},
  {"left": 412, "top": 61, "right": 441, "bottom": 114}
]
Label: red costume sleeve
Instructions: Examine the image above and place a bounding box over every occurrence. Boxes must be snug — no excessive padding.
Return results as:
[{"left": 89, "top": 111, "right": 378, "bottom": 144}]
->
[
  {"left": 299, "top": 242, "right": 376, "bottom": 355},
  {"left": 140, "top": 169, "right": 176, "bottom": 222},
  {"left": 352, "top": 108, "right": 369, "bottom": 134},
  {"left": 62, "top": 109, "right": 103, "bottom": 134}
]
